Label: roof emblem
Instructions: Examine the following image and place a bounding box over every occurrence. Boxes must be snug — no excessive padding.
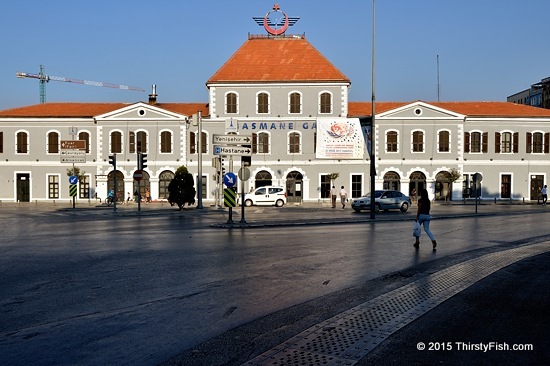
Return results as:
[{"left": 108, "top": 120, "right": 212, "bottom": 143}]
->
[{"left": 253, "top": 4, "right": 300, "bottom": 36}]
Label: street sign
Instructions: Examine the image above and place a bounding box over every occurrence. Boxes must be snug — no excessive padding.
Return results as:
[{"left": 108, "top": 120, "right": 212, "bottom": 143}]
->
[
  {"left": 133, "top": 169, "right": 143, "bottom": 181},
  {"left": 224, "top": 188, "right": 237, "bottom": 207},
  {"left": 69, "top": 184, "right": 78, "bottom": 197},
  {"left": 61, "top": 157, "right": 86, "bottom": 163},
  {"left": 61, "top": 150, "right": 86, "bottom": 156},
  {"left": 214, "top": 145, "right": 252, "bottom": 156},
  {"left": 69, "top": 175, "right": 78, "bottom": 185},
  {"left": 238, "top": 167, "right": 251, "bottom": 181},
  {"left": 223, "top": 172, "right": 237, "bottom": 187},
  {"left": 61, "top": 140, "right": 86, "bottom": 150},
  {"left": 213, "top": 134, "right": 252, "bottom": 145}
]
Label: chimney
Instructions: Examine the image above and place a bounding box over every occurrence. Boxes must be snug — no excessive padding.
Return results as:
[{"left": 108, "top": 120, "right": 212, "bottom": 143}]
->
[{"left": 148, "top": 84, "right": 157, "bottom": 105}]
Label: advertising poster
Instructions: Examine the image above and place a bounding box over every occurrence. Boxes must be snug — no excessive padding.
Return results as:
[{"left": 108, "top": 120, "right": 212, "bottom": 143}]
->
[{"left": 316, "top": 118, "right": 365, "bottom": 159}]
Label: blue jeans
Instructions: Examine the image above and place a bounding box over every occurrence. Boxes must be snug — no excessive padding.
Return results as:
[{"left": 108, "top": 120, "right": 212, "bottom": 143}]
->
[{"left": 418, "top": 214, "right": 435, "bottom": 241}]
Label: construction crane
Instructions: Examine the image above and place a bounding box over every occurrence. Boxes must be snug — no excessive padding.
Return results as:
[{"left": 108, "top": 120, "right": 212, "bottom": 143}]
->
[{"left": 16, "top": 65, "right": 145, "bottom": 103}]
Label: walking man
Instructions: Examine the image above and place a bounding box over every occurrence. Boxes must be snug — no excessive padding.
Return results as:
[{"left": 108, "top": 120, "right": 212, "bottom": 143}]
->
[
  {"left": 331, "top": 185, "right": 337, "bottom": 208},
  {"left": 340, "top": 186, "right": 348, "bottom": 209},
  {"left": 542, "top": 185, "right": 548, "bottom": 205}
]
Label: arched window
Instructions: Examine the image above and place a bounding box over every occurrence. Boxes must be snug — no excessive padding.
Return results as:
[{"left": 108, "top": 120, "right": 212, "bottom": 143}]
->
[
  {"left": 226, "top": 92, "right": 237, "bottom": 114},
  {"left": 412, "top": 131, "right": 424, "bottom": 152},
  {"left": 16, "top": 131, "right": 28, "bottom": 153},
  {"left": 438, "top": 130, "right": 450, "bottom": 152},
  {"left": 189, "top": 131, "right": 207, "bottom": 154},
  {"left": 319, "top": 92, "right": 332, "bottom": 114},
  {"left": 47, "top": 131, "right": 59, "bottom": 154},
  {"left": 158, "top": 170, "right": 174, "bottom": 199},
  {"left": 78, "top": 131, "right": 90, "bottom": 153},
  {"left": 386, "top": 131, "right": 398, "bottom": 152},
  {"left": 288, "top": 132, "right": 301, "bottom": 154},
  {"left": 383, "top": 171, "right": 401, "bottom": 191},
  {"left": 110, "top": 131, "right": 122, "bottom": 154},
  {"left": 160, "top": 131, "right": 172, "bottom": 153},
  {"left": 257, "top": 92, "right": 269, "bottom": 114},
  {"left": 137, "top": 131, "right": 147, "bottom": 153},
  {"left": 253, "top": 132, "right": 270, "bottom": 153},
  {"left": 289, "top": 92, "right": 301, "bottom": 114},
  {"left": 254, "top": 170, "right": 272, "bottom": 188}
]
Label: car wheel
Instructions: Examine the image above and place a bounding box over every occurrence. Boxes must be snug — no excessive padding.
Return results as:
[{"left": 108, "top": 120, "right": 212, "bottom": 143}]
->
[
  {"left": 374, "top": 203, "right": 381, "bottom": 213},
  {"left": 275, "top": 199, "right": 284, "bottom": 207},
  {"left": 400, "top": 202, "right": 409, "bottom": 212},
  {"left": 353, "top": 208, "right": 361, "bottom": 213},
  {"left": 244, "top": 199, "right": 253, "bottom": 207}
]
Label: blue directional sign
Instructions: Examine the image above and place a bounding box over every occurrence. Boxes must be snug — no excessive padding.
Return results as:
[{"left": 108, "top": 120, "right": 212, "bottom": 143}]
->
[
  {"left": 69, "top": 175, "right": 78, "bottom": 185},
  {"left": 223, "top": 172, "right": 237, "bottom": 187}
]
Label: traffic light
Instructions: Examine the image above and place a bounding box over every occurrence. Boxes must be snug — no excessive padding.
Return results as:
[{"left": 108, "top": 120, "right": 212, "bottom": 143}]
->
[
  {"left": 139, "top": 153, "right": 148, "bottom": 170},
  {"left": 108, "top": 154, "right": 116, "bottom": 166},
  {"left": 221, "top": 158, "right": 226, "bottom": 176}
]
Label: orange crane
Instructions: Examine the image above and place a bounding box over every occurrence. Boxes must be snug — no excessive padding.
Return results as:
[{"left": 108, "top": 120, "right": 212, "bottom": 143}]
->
[{"left": 16, "top": 65, "right": 145, "bottom": 103}]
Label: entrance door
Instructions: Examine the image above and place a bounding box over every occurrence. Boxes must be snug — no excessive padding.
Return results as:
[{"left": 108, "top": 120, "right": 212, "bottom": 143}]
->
[
  {"left": 530, "top": 175, "right": 544, "bottom": 200},
  {"left": 286, "top": 171, "right": 303, "bottom": 204},
  {"left": 17, "top": 173, "right": 30, "bottom": 202},
  {"left": 409, "top": 171, "right": 426, "bottom": 203}
]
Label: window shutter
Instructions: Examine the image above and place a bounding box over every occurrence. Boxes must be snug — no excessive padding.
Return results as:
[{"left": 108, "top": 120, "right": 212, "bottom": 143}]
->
[
  {"left": 526, "top": 132, "right": 532, "bottom": 153},
  {"left": 495, "top": 132, "right": 501, "bottom": 153},
  {"left": 464, "top": 132, "right": 470, "bottom": 153},
  {"left": 482, "top": 132, "right": 488, "bottom": 153},
  {"left": 513, "top": 132, "right": 519, "bottom": 153},
  {"left": 545, "top": 133, "right": 550, "bottom": 154}
]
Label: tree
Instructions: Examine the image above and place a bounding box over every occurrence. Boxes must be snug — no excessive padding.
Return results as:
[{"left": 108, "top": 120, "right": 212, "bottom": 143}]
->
[
  {"left": 67, "top": 166, "right": 86, "bottom": 181},
  {"left": 168, "top": 166, "right": 196, "bottom": 210}
]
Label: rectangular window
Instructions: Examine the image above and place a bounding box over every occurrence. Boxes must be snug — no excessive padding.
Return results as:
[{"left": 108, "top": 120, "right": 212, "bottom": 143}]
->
[
  {"left": 79, "top": 175, "right": 90, "bottom": 199},
  {"left": 533, "top": 133, "right": 543, "bottom": 153},
  {"left": 111, "top": 131, "right": 122, "bottom": 154},
  {"left": 320, "top": 174, "right": 331, "bottom": 199},
  {"left": 501, "top": 132, "right": 512, "bottom": 153},
  {"left": 48, "top": 175, "right": 59, "bottom": 199},
  {"left": 471, "top": 132, "right": 481, "bottom": 153},
  {"left": 351, "top": 174, "right": 362, "bottom": 198},
  {"left": 258, "top": 132, "right": 269, "bottom": 153},
  {"left": 129, "top": 132, "right": 135, "bottom": 153}
]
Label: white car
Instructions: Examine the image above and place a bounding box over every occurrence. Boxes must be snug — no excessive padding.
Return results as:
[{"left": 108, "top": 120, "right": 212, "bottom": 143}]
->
[{"left": 244, "top": 186, "right": 287, "bottom": 207}]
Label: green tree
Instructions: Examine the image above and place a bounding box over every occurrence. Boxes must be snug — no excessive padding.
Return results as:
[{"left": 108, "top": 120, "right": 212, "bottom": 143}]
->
[
  {"left": 168, "top": 166, "right": 196, "bottom": 210},
  {"left": 67, "top": 166, "right": 86, "bottom": 181}
]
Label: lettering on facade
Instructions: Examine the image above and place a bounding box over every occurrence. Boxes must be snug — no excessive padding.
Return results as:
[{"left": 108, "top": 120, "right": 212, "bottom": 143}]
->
[{"left": 241, "top": 122, "right": 317, "bottom": 130}]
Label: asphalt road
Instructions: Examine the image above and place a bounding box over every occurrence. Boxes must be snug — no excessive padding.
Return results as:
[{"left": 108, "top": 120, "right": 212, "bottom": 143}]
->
[{"left": 0, "top": 202, "right": 548, "bottom": 365}]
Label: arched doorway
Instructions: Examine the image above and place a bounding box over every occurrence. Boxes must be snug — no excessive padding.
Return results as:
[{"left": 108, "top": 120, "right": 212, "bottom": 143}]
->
[
  {"left": 383, "top": 171, "right": 401, "bottom": 191},
  {"left": 435, "top": 171, "right": 452, "bottom": 201},
  {"left": 108, "top": 170, "right": 125, "bottom": 202},
  {"left": 254, "top": 170, "right": 272, "bottom": 189},
  {"left": 158, "top": 170, "right": 174, "bottom": 200},
  {"left": 286, "top": 171, "right": 303, "bottom": 204},
  {"left": 133, "top": 171, "right": 151, "bottom": 202},
  {"left": 409, "top": 171, "right": 426, "bottom": 203}
]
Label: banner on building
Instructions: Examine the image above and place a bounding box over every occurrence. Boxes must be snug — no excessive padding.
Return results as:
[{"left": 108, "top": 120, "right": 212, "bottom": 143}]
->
[{"left": 315, "top": 118, "right": 365, "bottom": 159}]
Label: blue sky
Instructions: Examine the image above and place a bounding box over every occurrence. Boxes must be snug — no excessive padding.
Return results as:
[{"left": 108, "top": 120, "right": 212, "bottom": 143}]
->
[{"left": 1, "top": 0, "right": 548, "bottom": 110}]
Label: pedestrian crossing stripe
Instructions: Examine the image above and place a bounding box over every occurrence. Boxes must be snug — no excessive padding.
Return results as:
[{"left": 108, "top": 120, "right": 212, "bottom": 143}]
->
[
  {"left": 69, "top": 184, "right": 78, "bottom": 197},
  {"left": 224, "top": 188, "right": 236, "bottom": 207}
]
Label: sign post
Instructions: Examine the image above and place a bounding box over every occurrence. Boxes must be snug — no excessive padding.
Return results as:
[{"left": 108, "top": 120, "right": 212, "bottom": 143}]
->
[
  {"left": 223, "top": 172, "right": 237, "bottom": 224},
  {"left": 69, "top": 175, "right": 78, "bottom": 209}
]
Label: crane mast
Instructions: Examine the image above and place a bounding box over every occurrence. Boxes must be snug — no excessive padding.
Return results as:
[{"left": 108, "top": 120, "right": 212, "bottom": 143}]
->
[{"left": 16, "top": 65, "right": 145, "bottom": 103}]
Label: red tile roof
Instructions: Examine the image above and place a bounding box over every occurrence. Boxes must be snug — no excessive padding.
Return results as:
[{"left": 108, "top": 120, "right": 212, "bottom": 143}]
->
[
  {"left": 207, "top": 36, "right": 351, "bottom": 84},
  {"left": 348, "top": 101, "right": 550, "bottom": 118},
  {"left": 0, "top": 102, "right": 209, "bottom": 118}
]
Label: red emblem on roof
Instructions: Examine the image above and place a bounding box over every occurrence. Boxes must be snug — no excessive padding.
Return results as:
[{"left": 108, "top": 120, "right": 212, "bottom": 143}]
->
[{"left": 253, "top": 4, "right": 300, "bottom": 36}]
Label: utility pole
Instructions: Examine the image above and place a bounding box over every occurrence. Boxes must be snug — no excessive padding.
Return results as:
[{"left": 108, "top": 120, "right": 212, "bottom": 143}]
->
[{"left": 370, "top": 0, "right": 376, "bottom": 219}]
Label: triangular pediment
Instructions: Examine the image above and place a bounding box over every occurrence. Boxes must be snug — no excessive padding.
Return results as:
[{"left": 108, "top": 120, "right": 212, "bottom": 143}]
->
[
  {"left": 378, "top": 101, "right": 465, "bottom": 119},
  {"left": 95, "top": 102, "right": 188, "bottom": 121}
]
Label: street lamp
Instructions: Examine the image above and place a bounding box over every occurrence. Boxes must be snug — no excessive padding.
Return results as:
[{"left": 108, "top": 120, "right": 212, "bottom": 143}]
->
[{"left": 370, "top": 0, "right": 376, "bottom": 219}]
